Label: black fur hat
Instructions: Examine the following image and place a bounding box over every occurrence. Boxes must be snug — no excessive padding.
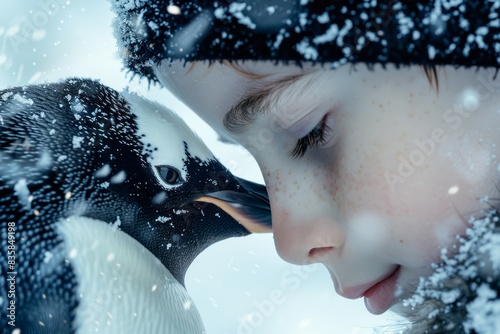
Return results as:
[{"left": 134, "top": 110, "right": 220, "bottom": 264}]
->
[{"left": 112, "top": 0, "right": 500, "bottom": 83}]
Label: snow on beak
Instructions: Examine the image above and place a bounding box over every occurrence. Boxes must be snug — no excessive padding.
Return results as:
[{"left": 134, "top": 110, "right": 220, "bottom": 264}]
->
[{"left": 196, "top": 177, "right": 272, "bottom": 233}]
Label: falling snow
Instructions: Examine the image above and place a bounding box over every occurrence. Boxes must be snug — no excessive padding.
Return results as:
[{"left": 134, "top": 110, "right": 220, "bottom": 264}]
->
[
  {"left": 68, "top": 248, "right": 78, "bottom": 258},
  {"left": 112, "top": 216, "right": 121, "bottom": 229},
  {"left": 227, "top": 3, "right": 256, "bottom": 30},
  {"left": 156, "top": 216, "right": 172, "bottom": 223},
  {"left": 110, "top": 170, "right": 127, "bottom": 184},
  {"left": 428, "top": 45, "right": 437, "bottom": 59},
  {"left": 1, "top": 92, "right": 13, "bottom": 101},
  {"left": 14, "top": 179, "right": 31, "bottom": 210},
  {"left": 94, "top": 164, "right": 112, "bottom": 178},
  {"left": 71, "top": 99, "right": 85, "bottom": 113},
  {"left": 317, "top": 12, "right": 330, "bottom": 24},
  {"left": 13, "top": 93, "right": 34, "bottom": 105},
  {"left": 43, "top": 251, "right": 53, "bottom": 264},
  {"left": 266, "top": 6, "right": 276, "bottom": 15},
  {"left": 295, "top": 39, "right": 318, "bottom": 61},
  {"left": 313, "top": 24, "right": 339, "bottom": 45},
  {"left": 72, "top": 136, "right": 84, "bottom": 149}
]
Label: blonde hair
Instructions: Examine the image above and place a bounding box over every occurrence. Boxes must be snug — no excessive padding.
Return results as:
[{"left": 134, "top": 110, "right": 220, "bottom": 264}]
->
[
  {"left": 187, "top": 61, "right": 440, "bottom": 92},
  {"left": 422, "top": 65, "right": 440, "bottom": 92}
]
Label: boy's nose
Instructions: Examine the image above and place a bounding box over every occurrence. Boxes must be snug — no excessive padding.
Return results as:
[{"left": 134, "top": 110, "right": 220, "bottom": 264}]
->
[
  {"left": 259, "top": 161, "right": 344, "bottom": 265},
  {"left": 272, "top": 210, "right": 345, "bottom": 265}
]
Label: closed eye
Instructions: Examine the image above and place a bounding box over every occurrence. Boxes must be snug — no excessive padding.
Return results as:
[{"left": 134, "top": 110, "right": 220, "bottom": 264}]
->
[
  {"left": 289, "top": 114, "right": 332, "bottom": 159},
  {"left": 155, "top": 165, "right": 184, "bottom": 185}
]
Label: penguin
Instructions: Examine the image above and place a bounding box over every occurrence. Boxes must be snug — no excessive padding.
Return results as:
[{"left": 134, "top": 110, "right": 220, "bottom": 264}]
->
[{"left": 0, "top": 78, "right": 272, "bottom": 334}]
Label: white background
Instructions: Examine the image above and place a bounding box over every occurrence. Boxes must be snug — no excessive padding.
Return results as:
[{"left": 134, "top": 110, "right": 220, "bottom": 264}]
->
[{"left": 0, "top": 1, "right": 403, "bottom": 333}]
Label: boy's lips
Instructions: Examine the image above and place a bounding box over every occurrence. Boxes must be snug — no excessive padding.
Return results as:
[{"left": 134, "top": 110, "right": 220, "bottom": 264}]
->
[
  {"left": 363, "top": 266, "right": 401, "bottom": 315},
  {"left": 334, "top": 266, "right": 401, "bottom": 315}
]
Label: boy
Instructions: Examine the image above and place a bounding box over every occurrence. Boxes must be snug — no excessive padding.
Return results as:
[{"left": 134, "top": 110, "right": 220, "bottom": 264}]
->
[{"left": 113, "top": 1, "right": 500, "bottom": 331}]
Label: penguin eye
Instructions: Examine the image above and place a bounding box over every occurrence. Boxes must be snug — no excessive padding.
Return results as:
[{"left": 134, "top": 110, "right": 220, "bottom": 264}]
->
[{"left": 155, "top": 165, "right": 183, "bottom": 185}]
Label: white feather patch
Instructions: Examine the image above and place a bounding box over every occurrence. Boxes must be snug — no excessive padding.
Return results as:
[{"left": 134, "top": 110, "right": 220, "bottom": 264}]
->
[
  {"left": 122, "top": 91, "right": 213, "bottom": 186},
  {"left": 58, "top": 216, "right": 206, "bottom": 334}
]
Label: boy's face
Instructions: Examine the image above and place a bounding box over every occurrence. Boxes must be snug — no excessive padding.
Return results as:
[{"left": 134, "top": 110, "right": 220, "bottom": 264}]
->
[{"left": 155, "top": 61, "right": 500, "bottom": 315}]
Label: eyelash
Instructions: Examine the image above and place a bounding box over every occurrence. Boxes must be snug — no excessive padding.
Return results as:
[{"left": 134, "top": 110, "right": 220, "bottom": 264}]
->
[{"left": 289, "top": 115, "right": 332, "bottom": 159}]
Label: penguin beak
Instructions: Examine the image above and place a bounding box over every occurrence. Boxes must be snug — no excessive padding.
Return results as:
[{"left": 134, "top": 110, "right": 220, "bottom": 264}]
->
[{"left": 195, "top": 177, "right": 272, "bottom": 233}]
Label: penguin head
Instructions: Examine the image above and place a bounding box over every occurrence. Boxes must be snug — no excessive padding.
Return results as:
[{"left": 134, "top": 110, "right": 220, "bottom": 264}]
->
[
  {"left": 0, "top": 78, "right": 271, "bottom": 285},
  {"left": 110, "top": 89, "right": 273, "bottom": 284}
]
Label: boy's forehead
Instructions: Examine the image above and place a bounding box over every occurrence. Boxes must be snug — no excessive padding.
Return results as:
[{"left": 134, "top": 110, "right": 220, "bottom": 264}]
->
[
  {"left": 155, "top": 60, "right": 308, "bottom": 132},
  {"left": 163, "top": 60, "right": 305, "bottom": 81}
]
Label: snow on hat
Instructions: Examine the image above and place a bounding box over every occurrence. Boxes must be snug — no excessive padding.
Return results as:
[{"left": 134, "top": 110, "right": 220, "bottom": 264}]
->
[{"left": 112, "top": 0, "right": 500, "bottom": 83}]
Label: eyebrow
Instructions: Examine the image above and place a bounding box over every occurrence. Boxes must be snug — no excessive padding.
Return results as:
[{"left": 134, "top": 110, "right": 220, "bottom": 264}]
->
[{"left": 223, "top": 73, "right": 306, "bottom": 134}]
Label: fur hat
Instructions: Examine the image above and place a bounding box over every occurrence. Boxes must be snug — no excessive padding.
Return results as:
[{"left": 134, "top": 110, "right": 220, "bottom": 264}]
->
[{"left": 112, "top": 0, "right": 500, "bottom": 83}]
